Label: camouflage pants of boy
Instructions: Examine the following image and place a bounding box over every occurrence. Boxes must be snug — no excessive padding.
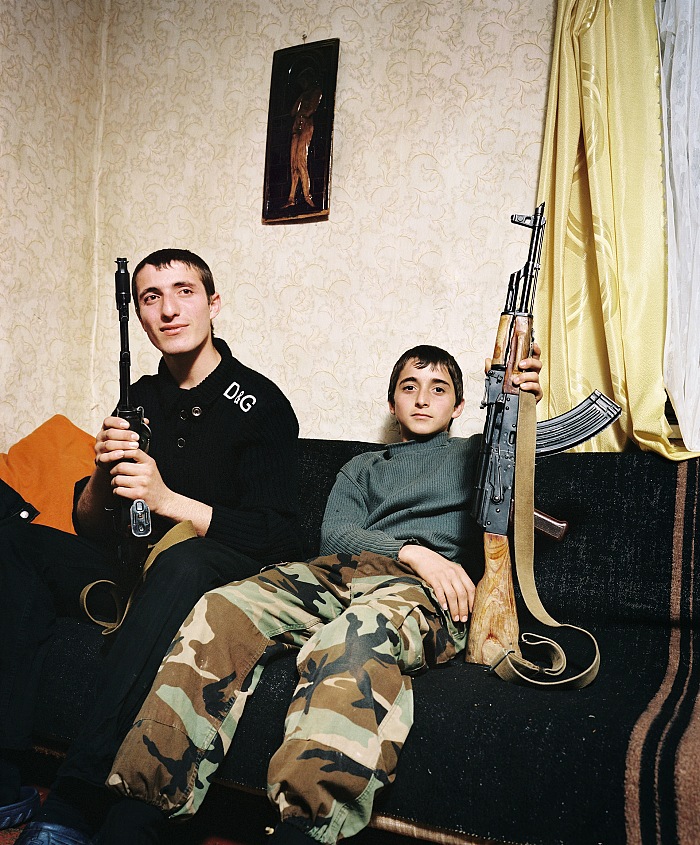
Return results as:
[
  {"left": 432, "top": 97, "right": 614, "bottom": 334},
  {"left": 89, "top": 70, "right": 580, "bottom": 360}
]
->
[{"left": 108, "top": 551, "right": 467, "bottom": 843}]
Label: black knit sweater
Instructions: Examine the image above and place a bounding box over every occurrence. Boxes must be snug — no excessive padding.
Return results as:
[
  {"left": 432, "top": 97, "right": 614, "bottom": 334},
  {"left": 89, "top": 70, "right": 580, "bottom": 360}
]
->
[{"left": 77, "top": 339, "right": 301, "bottom": 565}]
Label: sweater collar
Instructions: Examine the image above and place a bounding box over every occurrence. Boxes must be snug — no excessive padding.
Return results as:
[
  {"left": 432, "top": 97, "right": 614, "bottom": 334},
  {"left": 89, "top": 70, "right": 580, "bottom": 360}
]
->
[
  {"left": 385, "top": 431, "right": 450, "bottom": 458},
  {"left": 158, "top": 338, "right": 237, "bottom": 409}
]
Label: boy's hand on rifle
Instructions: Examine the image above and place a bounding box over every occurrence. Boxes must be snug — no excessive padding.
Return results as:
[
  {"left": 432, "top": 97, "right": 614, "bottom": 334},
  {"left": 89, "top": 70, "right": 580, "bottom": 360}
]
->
[
  {"left": 109, "top": 450, "right": 169, "bottom": 512},
  {"left": 102, "top": 433, "right": 214, "bottom": 536},
  {"left": 514, "top": 341, "right": 543, "bottom": 401},
  {"left": 95, "top": 415, "right": 172, "bottom": 514},
  {"left": 484, "top": 342, "right": 543, "bottom": 403},
  {"left": 398, "top": 544, "right": 475, "bottom": 623},
  {"left": 93, "top": 416, "right": 143, "bottom": 470}
]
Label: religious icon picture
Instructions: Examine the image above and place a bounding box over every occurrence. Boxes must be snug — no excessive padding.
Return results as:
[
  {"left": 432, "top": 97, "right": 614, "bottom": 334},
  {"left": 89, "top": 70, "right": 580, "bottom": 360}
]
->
[{"left": 262, "top": 38, "right": 340, "bottom": 223}]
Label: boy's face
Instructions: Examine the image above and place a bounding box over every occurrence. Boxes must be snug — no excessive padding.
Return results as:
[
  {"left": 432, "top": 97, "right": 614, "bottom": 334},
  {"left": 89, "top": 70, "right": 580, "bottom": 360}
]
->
[
  {"left": 389, "top": 360, "right": 464, "bottom": 442},
  {"left": 134, "top": 261, "right": 220, "bottom": 359}
]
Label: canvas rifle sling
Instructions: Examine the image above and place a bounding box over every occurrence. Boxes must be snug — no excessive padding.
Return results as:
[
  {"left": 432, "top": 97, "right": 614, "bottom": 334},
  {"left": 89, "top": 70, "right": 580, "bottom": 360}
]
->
[
  {"left": 80, "top": 520, "right": 197, "bottom": 635},
  {"left": 490, "top": 390, "right": 600, "bottom": 689}
]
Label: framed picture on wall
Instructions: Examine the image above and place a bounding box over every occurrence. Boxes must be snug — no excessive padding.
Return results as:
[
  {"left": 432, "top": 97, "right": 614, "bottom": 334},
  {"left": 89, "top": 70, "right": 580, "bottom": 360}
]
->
[{"left": 262, "top": 38, "right": 340, "bottom": 224}]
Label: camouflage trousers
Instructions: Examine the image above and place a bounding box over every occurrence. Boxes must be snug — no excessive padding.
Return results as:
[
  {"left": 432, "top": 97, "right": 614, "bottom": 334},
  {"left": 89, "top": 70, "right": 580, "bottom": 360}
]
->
[{"left": 108, "top": 551, "right": 467, "bottom": 843}]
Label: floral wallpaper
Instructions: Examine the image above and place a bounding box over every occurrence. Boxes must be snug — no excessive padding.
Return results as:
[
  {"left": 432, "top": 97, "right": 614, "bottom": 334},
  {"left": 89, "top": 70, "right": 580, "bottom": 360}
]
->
[{"left": 1, "top": 0, "right": 555, "bottom": 449}]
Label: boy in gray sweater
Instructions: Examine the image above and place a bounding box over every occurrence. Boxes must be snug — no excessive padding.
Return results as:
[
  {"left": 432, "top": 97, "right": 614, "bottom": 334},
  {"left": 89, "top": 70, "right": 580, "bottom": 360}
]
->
[{"left": 99, "top": 343, "right": 542, "bottom": 845}]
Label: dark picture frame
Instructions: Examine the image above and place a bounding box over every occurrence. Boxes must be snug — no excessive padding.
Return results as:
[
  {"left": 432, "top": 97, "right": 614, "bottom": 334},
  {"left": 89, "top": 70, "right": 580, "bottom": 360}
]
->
[{"left": 262, "top": 38, "right": 339, "bottom": 224}]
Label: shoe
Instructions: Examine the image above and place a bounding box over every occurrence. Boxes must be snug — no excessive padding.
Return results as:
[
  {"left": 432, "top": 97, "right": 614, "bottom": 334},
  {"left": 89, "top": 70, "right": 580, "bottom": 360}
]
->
[
  {"left": 0, "top": 786, "right": 40, "bottom": 830},
  {"left": 13, "top": 820, "right": 92, "bottom": 845},
  {"left": 90, "top": 798, "right": 166, "bottom": 845}
]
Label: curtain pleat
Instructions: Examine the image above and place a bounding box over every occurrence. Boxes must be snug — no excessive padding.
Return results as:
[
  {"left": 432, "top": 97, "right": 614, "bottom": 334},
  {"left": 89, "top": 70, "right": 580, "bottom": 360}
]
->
[
  {"left": 535, "top": 0, "right": 696, "bottom": 458},
  {"left": 656, "top": 0, "right": 700, "bottom": 451}
]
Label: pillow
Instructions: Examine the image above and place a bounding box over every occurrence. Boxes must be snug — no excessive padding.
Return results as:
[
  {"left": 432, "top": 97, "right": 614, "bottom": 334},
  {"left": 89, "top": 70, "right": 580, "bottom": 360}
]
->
[{"left": 0, "top": 415, "right": 96, "bottom": 534}]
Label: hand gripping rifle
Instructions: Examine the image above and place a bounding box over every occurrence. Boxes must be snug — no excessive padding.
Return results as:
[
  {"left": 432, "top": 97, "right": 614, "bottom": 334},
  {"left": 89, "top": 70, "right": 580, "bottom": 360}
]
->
[
  {"left": 465, "top": 204, "right": 621, "bottom": 688},
  {"left": 114, "top": 258, "right": 152, "bottom": 575}
]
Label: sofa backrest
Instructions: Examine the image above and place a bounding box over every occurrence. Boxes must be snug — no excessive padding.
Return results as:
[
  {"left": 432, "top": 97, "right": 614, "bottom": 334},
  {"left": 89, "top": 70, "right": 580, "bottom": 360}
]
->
[{"left": 521, "top": 450, "right": 694, "bottom": 627}]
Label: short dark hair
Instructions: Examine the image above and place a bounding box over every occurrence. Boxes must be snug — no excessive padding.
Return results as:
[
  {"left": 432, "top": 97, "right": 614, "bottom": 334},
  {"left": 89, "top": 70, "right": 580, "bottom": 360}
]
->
[
  {"left": 131, "top": 249, "right": 215, "bottom": 315},
  {"left": 388, "top": 345, "right": 464, "bottom": 406}
]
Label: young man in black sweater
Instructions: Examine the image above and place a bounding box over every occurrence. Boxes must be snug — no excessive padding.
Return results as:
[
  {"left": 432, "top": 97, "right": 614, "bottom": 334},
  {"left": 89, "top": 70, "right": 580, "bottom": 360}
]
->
[{"left": 1, "top": 249, "right": 300, "bottom": 845}]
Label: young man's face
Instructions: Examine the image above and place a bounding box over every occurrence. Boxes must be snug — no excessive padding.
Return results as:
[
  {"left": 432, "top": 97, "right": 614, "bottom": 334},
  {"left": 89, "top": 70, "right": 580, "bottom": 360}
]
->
[
  {"left": 389, "top": 360, "right": 464, "bottom": 442},
  {"left": 134, "top": 262, "right": 220, "bottom": 358}
]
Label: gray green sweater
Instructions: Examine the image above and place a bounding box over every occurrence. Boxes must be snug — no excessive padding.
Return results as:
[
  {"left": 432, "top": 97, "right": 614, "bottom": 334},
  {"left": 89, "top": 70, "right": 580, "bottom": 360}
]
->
[{"left": 320, "top": 431, "right": 482, "bottom": 567}]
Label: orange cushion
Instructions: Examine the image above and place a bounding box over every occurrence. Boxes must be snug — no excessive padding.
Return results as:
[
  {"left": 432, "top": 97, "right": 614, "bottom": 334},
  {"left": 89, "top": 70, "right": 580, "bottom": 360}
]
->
[{"left": 0, "top": 415, "right": 96, "bottom": 534}]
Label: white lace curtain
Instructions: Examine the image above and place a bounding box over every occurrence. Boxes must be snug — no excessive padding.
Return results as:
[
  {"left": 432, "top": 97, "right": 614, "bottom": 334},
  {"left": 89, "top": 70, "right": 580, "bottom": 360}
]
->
[{"left": 656, "top": 0, "right": 700, "bottom": 450}]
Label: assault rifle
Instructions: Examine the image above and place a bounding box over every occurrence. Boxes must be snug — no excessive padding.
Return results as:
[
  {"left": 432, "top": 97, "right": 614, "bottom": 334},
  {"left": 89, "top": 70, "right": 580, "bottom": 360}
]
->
[
  {"left": 471, "top": 204, "right": 620, "bottom": 535},
  {"left": 466, "top": 204, "right": 621, "bottom": 687},
  {"left": 114, "top": 258, "right": 152, "bottom": 562}
]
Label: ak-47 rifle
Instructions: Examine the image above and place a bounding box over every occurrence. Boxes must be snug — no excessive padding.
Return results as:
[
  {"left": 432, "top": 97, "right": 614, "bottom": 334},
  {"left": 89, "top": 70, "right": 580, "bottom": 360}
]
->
[
  {"left": 465, "top": 204, "right": 621, "bottom": 686},
  {"left": 114, "top": 258, "right": 152, "bottom": 576}
]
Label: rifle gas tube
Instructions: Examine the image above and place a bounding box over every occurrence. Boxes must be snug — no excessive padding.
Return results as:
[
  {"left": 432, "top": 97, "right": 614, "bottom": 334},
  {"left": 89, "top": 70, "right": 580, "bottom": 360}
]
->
[{"left": 114, "top": 257, "right": 152, "bottom": 539}]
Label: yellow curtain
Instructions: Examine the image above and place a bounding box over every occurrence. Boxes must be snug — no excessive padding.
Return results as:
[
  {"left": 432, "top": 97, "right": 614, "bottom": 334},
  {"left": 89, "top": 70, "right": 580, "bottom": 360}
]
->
[{"left": 535, "top": 0, "right": 695, "bottom": 458}]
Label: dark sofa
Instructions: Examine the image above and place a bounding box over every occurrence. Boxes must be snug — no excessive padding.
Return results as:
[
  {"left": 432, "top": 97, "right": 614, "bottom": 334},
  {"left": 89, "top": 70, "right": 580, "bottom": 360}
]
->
[{"left": 33, "top": 439, "right": 700, "bottom": 845}]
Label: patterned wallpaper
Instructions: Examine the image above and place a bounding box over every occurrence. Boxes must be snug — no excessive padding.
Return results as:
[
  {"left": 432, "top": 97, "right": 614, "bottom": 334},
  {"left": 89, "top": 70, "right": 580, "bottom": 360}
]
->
[{"left": 1, "top": 0, "right": 555, "bottom": 449}]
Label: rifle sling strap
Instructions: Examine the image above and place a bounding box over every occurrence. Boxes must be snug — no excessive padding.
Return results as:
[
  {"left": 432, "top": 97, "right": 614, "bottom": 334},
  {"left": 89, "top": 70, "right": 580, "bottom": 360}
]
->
[
  {"left": 80, "top": 520, "right": 198, "bottom": 636},
  {"left": 491, "top": 390, "right": 600, "bottom": 689}
]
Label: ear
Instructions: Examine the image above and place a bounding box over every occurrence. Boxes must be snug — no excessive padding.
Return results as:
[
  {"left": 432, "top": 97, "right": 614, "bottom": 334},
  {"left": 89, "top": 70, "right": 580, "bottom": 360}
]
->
[
  {"left": 451, "top": 399, "right": 465, "bottom": 420},
  {"left": 388, "top": 399, "right": 396, "bottom": 417},
  {"left": 209, "top": 292, "right": 222, "bottom": 320}
]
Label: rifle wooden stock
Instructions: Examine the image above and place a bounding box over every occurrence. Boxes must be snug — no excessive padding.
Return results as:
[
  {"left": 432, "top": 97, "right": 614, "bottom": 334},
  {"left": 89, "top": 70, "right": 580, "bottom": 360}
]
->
[
  {"left": 466, "top": 532, "right": 521, "bottom": 666},
  {"left": 466, "top": 510, "right": 566, "bottom": 667}
]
